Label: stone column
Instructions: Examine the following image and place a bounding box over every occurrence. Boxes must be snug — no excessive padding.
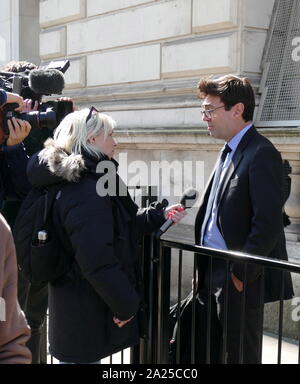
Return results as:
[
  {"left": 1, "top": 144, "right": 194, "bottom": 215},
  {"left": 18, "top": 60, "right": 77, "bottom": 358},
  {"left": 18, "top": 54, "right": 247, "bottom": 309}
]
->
[
  {"left": 19, "top": 0, "right": 40, "bottom": 65},
  {"left": 0, "top": 0, "right": 40, "bottom": 67},
  {"left": 285, "top": 159, "right": 300, "bottom": 242},
  {"left": 0, "top": 0, "right": 19, "bottom": 66}
]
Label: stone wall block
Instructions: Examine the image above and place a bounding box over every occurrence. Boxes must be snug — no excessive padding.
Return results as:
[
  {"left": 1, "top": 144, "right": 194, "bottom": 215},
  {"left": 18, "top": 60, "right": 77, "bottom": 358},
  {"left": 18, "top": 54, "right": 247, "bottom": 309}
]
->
[
  {"left": 243, "top": 0, "right": 275, "bottom": 29},
  {"left": 64, "top": 57, "right": 86, "bottom": 88},
  {"left": 40, "top": 28, "right": 66, "bottom": 59},
  {"left": 243, "top": 30, "right": 268, "bottom": 73},
  {"left": 107, "top": 107, "right": 201, "bottom": 129},
  {"left": 87, "top": 0, "right": 155, "bottom": 16},
  {"left": 87, "top": 44, "right": 160, "bottom": 86},
  {"left": 67, "top": 0, "right": 192, "bottom": 55},
  {"left": 40, "top": 0, "right": 86, "bottom": 28},
  {"left": 193, "top": 0, "right": 238, "bottom": 33},
  {"left": 162, "top": 34, "right": 238, "bottom": 78}
]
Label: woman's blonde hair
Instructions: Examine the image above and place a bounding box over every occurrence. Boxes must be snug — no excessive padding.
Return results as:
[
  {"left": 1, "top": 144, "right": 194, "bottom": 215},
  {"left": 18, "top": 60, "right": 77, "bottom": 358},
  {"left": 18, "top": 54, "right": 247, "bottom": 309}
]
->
[{"left": 53, "top": 108, "right": 116, "bottom": 158}]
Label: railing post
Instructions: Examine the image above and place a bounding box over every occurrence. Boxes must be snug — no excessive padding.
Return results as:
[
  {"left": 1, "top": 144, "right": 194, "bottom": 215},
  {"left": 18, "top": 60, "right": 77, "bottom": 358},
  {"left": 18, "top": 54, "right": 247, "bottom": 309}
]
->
[
  {"left": 40, "top": 316, "right": 48, "bottom": 364},
  {"left": 175, "top": 250, "right": 183, "bottom": 363},
  {"left": 258, "top": 269, "right": 265, "bottom": 363},
  {"left": 277, "top": 271, "right": 285, "bottom": 364},
  {"left": 137, "top": 234, "right": 157, "bottom": 364},
  {"left": 221, "top": 261, "right": 230, "bottom": 364},
  {"left": 157, "top": 243, "right": 171, "bottom": 364},
  {"left": 134, "top": 186, "right": 158, "bottom": 364}
]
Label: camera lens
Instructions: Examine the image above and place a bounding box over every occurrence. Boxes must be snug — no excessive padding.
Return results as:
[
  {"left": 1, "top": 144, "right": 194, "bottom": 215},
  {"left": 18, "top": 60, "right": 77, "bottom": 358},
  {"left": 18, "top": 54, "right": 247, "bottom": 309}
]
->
[
  {"left": 37, "top": 109, "right": 57, "bottom": 130},
  {"left": 20, "top": 109, "right": 57, "bottom": 131},
  {"left": 20, "top": 112, "right": 39, "bottom": 131}
]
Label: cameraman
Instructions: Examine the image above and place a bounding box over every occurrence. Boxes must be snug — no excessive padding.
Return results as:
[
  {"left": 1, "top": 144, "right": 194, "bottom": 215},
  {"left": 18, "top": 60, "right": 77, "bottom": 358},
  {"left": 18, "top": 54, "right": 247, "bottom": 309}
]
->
[
  {"left": 0, "top": 89, "right": 31, "bottom": 206},
  {"left": 0, "top": 90, "right": 32, "bottom": 364}
]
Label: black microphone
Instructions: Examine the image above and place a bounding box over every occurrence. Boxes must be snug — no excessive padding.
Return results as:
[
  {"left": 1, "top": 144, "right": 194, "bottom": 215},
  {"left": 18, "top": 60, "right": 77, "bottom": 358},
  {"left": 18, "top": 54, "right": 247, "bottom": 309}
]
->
[
  {"left": 156, "top": 187, "right": 199, "bottom": 237},
  {"left": 29, "top": 68, "right": 65, "bottom": 95}
]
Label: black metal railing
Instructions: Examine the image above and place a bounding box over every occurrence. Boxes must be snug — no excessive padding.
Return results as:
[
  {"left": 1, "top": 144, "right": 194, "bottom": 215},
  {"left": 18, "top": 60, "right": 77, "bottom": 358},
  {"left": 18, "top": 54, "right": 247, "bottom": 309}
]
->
[
  {"left": 40, "top": 187, "right": 300, "bottom": 364},
  {"left": 142, "top": 238, "right": 300, "bottom": 364}
]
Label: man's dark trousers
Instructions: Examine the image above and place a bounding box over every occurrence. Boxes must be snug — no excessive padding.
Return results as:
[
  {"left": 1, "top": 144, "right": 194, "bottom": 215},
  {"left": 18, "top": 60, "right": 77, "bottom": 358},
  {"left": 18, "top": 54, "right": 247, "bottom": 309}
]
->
[{"left": 200, "top": 277, "right": 263, "bottom": 364}]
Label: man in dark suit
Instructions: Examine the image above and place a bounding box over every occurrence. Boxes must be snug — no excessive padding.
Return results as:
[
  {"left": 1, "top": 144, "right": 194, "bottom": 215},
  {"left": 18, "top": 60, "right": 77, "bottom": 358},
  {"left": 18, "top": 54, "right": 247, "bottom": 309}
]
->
[{"left": 195, "top": 75, "right": 293, "bottom": 364}]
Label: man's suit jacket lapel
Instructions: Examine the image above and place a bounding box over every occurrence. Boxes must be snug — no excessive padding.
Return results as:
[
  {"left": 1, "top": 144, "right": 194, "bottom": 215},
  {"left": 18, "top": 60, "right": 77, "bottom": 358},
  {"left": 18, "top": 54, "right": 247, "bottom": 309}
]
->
[
  {"left": 217, "top": 126, "right": 256, "bottom": 207},
  {"left": 216, "top": 151, "right": 243, "bottom": 206},
  {"left": 198, "top": 151, "right": 222, "bottom": 209},
  {"left": 195, "top": 150, "right": 223, "bottom": 243}
]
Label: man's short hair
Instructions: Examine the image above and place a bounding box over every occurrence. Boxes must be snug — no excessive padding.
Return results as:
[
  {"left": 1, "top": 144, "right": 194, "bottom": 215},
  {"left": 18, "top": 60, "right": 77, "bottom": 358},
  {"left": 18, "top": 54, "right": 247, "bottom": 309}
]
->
[
  {"left": 1, "top": 61, "right": 37, "bottom": 73},
  {"left": 197, "top": 75, "right": 255, "bottom": 122}
]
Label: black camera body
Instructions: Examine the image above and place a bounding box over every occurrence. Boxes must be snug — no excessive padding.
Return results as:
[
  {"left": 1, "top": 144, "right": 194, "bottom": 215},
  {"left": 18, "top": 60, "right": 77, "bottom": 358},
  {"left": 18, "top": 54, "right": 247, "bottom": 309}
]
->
[{"left": 0, "top": 60, "right": 72, "bottom": 134}]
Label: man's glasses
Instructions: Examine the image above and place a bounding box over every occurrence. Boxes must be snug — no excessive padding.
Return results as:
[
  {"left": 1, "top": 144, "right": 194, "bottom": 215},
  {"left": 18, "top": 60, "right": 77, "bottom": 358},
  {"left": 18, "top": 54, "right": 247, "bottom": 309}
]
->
[
  {"left": 86, "top": 106, "right": 99, "bottom": 123},
  {"left": 199, "top": 105, "right": 225, "bottom": 119}
]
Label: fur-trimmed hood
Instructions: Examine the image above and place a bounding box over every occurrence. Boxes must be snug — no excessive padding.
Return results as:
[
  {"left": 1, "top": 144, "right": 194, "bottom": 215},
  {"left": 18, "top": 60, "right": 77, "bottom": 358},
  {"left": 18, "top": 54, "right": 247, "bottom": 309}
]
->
[{"left": 27, "top": 138, "right": 88, "bottom": 188}]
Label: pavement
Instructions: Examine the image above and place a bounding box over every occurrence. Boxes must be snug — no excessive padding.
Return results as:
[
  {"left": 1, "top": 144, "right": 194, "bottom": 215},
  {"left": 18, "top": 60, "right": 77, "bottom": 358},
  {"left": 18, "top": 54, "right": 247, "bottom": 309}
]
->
[{"left": 262, "top": 333, "right": 298, "bottom": 364}]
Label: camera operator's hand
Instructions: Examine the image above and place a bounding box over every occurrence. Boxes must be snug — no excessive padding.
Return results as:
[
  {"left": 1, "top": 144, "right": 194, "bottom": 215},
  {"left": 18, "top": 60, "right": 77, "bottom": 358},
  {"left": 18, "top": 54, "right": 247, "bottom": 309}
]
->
[
  {"left": 6, "top": 117, "right": 32, "bottom": 146},
  {"left": 5, "top": 92, "right": 25, "bottom": 112},
  {"left": 57, "top": 97, "right": 78, "bottom": 111},
  {"left": 23, "top": 99, "right": 39, "bottom": 113}
]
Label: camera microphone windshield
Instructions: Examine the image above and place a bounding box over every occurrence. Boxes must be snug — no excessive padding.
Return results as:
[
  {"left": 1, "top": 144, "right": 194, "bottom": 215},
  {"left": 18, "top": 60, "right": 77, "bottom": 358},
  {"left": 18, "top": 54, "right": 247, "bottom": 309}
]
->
[{"left": 29, "top": 68, "right": 65, "bottom": 95}]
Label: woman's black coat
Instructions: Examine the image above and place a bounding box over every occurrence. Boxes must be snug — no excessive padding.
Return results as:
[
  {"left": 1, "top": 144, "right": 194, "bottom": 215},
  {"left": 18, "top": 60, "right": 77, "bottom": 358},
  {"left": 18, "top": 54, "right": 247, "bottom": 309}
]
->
[{"left": 27, "top": 140, "right": 166, "bottom": 363}]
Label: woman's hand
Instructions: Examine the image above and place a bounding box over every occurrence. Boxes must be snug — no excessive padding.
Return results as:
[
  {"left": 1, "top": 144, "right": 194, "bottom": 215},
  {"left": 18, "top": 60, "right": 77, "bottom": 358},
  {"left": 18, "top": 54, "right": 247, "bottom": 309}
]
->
[{"left": 164, "top": 204, "right": 187, "bottom": 223}]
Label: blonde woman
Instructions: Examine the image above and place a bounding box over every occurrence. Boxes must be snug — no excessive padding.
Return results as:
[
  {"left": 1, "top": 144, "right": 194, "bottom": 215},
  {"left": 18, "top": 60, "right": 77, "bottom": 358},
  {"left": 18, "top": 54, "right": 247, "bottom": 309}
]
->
[{"left": 27, "top": 108, "right": 185, "bottom": 364}]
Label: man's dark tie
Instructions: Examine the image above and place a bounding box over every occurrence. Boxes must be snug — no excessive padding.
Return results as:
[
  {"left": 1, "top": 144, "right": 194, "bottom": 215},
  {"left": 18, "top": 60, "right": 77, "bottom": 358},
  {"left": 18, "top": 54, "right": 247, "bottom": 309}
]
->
[{"left": 200, "top": 144, "right": 232, "bottom": 243}]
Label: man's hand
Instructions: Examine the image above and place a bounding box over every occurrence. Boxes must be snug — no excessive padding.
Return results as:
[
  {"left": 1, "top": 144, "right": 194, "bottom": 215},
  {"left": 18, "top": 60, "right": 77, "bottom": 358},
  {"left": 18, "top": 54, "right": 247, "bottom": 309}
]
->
[
  {"left": 231, "top": 273, "right": 244, "bottom": 292},
  {"left": 164, "top": 204, "right": 187, "bottom": 223},
  {"left": 5, "top": 92, "right": 25, "bottom": 112},
  {"left": 113, "top": 316, "right": 134, "bottom": 329},
  {"left": 6, "top": 117, "right": 32, "bottom": 146}
]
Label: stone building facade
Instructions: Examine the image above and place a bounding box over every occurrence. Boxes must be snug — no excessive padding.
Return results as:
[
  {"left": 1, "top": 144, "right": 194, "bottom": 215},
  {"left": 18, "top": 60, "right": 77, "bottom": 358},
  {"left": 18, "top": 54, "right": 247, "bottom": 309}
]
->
[{"left": 1, "top": 0, "right": 300, "bottom": 339}]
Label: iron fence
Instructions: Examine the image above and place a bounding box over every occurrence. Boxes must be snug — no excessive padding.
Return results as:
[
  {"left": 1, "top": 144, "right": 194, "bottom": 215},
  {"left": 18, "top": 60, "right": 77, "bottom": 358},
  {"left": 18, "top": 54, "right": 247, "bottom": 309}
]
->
[
  {"left": 40, "top": 188, "right": 300, "bottom": 364},
  {"left": 144, "top": 238, "right": 300, "bottom": 364}
]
